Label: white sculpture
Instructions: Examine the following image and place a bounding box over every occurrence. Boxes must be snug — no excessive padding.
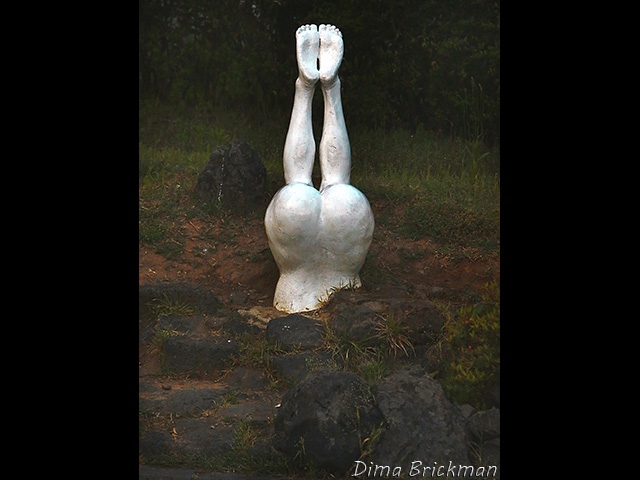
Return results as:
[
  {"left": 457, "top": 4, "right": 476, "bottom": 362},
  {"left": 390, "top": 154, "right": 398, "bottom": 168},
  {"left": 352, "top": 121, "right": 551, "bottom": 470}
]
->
[{"left": 265, "top": 24, "right": 375, "bottom": 313}]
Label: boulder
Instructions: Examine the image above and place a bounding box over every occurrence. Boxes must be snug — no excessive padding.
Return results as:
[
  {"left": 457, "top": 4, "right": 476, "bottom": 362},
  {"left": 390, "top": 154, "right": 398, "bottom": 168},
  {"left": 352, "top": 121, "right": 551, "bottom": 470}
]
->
[
  {"left": 163, "top": 336, "right": 239, "bottom": 374},
  {"left": 271, "top": 351, "right": 340, "bottom": 384},
  {"left": 139, "top": 283, "right": 221, "bottom": 319},
  {"left": 326, "top": 302, "right": 381, "bottom": 347},
  {"left": 466, "top": 407, "right": 500, "bottom": 478},
  {"left": 371, "top": 366, "right": 470, "bottom": 469},
  {"left": 265, "top": 314, "right": 325, "bottom": 351},
  {"left": 466, "top": 407, "right": 500, "bottom": 441},
  {"left": 194, "top": 139, "right": 266, "bottom": 212},
  {"left": 273, "top": 370, "right": 384, "bottom": 474}
]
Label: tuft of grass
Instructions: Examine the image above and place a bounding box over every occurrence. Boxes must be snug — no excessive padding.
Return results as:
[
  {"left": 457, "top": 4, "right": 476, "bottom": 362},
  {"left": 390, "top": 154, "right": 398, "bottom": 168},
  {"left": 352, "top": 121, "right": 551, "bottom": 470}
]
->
[
  {"left": 218, "top": 419, "right": 294, "bottom": 476},
  {"left": 150, "top": 294, "right": 195, "bottom": 318},
  {"left": 212, "top": 390, "right": 240, "bottom": 410},
  {"left": 323, "top": 323, "right": 378, "bottom": 373},
  {"left": 374, "top": 314, "right": 415, "bottom": 359},
  {"left": 228, "top": 331, "right": 283, "bottom": 386},
  {"left": 322, "top": 319, "right": 412, "bottom": 386},
  {"left": 152, "top": 329, "right": 173, "bottom": 348},
  {"left": 359, "top": 353, "right": 391, "bottom": 385}
]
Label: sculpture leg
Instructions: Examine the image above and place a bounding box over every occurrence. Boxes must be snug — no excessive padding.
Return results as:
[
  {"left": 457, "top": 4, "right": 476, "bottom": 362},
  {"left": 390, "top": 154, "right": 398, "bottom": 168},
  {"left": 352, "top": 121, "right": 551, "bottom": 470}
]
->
[
  {"left": 316, "top": 25, "right": 373, "bottom": 292},
  {"left": 283, "top": 24, "right": 319, "bottom": 186},
  {"left": 318, "top": 25, "right": 351, "bottom": 191},
  {"left": 265, "top": 24, "right": 324, "bottom": 312},
  {"left": 319, "top": 78, "right": 350, "bottom": 190}
]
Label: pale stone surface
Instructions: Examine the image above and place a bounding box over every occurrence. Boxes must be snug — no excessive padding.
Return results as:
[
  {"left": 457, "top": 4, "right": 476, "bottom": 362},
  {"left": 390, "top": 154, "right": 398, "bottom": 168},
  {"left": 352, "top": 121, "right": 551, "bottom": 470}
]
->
[{"left": 265, "top": 24, "right": 374, "bottom": 313}]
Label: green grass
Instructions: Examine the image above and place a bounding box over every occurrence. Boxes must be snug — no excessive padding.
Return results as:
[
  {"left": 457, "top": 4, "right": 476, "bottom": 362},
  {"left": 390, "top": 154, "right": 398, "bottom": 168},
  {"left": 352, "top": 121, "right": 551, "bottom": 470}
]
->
[{"left": 350, "top": 126, "right": 500, "bottom": 252}]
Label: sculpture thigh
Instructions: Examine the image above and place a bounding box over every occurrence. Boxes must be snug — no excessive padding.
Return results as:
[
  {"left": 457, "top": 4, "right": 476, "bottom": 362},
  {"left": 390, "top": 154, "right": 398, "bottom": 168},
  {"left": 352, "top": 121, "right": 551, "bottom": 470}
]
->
[{"left": 265, "top": 182, "right": 374, "bottom": 312}]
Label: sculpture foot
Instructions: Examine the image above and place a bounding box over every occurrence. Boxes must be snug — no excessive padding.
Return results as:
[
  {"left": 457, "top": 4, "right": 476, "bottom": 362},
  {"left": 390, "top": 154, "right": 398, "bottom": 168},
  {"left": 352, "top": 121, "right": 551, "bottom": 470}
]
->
[
  {"left": 318, "top": 24, "right": 343, "bottom": 87},
  {"left": 296, "top": 24, "right": 320, "bottom": 87}
]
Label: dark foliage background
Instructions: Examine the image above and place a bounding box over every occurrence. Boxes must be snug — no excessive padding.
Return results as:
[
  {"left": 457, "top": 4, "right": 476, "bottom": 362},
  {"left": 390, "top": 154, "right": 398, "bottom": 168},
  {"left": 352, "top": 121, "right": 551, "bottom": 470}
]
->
[{"left": 139, "top": 0, "right": 499, "bottom": 145}]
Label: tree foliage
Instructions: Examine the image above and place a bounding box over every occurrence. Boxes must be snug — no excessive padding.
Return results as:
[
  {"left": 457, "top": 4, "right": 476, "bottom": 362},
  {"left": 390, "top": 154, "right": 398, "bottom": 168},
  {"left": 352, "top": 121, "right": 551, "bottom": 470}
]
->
[{"left": 139, "top": 0, "right": 500, "bottom": 144}]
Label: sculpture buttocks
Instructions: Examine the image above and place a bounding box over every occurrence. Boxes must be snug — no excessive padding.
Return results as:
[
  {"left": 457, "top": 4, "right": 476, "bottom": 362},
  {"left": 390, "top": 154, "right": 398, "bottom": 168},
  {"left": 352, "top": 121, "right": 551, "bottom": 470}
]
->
[{"left": 264, "top": 24, "right": 374, "bottom": 313}]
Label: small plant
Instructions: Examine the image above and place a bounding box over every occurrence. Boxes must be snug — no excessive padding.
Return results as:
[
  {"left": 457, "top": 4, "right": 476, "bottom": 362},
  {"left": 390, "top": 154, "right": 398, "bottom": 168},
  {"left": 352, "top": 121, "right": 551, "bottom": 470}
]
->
[
  {"left": 360, "top": 353, "right": 391, "bottom": 385},
  {"left": 212, "top": 390, "right": 240, "bottom": 410},
  {"left": 232, "top": 332, "right": 280, "bottom": 370},
  {"left": 152, "top": 329, "right": 173, "bottom": 348},
  {"left": 324, "top": 323, "right": 377, "bottom": 372},
  {"left": 374, "top": 314, "right": 415, "bottom": 358},
  {"left": 357, "top": 420, "right": 385, "bottom": 462},
  {"left": 218, "top": 419, "right": 259, "bottom": 472},
  {"left": 440, "top": 282, "right": 500, "bottom": 409},
  {"left": 151, "top": 294, "right": 195, "bottom": 318}
]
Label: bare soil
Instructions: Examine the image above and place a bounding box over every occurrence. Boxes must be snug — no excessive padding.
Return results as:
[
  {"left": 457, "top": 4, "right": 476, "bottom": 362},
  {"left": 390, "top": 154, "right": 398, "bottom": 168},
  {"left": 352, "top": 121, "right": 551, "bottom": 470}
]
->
[{"left": 138, "top": 199, "right": 499, "bottom": 312}]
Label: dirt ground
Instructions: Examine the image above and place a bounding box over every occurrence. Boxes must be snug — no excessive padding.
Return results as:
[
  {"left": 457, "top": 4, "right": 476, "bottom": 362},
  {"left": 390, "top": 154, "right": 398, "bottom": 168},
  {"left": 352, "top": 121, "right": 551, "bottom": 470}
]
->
[{"left": 138, "top": 199, "right": 499, "bottom": 312}]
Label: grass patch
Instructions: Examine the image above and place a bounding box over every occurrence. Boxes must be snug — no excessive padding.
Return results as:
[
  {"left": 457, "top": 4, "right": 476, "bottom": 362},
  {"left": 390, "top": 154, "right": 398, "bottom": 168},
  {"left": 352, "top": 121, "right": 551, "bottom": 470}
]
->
[
  {"left": 232, "top": 332, "right": 281, "bottom": 370},
  {"left": 322, "top": 315, "right": 416, "bottom": 386},
  {"left": 438, "top": 282, "right": 500, "bottom": 409},
  {"left": 139, "top": 102, "right": 499, "bottom": 257},
  {"left": 350, "top": 125, "right": 499, "bottom": 255},
  {"left": 150, "top": 294, "right": 196, "bottom": 318}
]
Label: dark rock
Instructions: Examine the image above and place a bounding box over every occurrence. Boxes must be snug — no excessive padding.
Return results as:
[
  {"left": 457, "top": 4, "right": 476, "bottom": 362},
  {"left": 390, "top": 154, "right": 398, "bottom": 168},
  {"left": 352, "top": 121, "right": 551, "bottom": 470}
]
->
[
  {"left": 487, "top": 381, "right": 500, "bottom": 409},
  {"left": 194, "top": 139, "right": 266, "bottom": 212},
  {"left": 163, "top": 336, "right": 239, "bottom": 374},
  {"left": 215, "top": 397, "right": 274, "bottom": 430},
  {"left": 229, "top": 291, "right": 248, "bottom": 305},
  {"left": 271, "top": 351, "right": 340, "bottom": 384},
  {"left": 226, "top": 366, "right": 269, "bottom": 390},
  {"left": 273, "top": 370, "right": 384, "bottom": 474},
  {"left": 371, "top": 366, "right": 470, "bottom": 469},
  {"left": 265, "top": 314, "right": 324, "bottom": 351},
  {"left": 138, "top": 381, "right": 156, "bottom": 393},
  {"left": 139, "top": 430, "right": 173, "bottom": 457},
  {"left": 172, "top": 417, "right": 237, "bottom": 456},
  {"left": 156, "top": 315, "right": 211, "bottom": 336},
  {"left": 162, "top": 388, "right": 226, "bottom": 414},
  {"left": 458, "top": 404, "right": 477, "bottom": 420},
  {"left": 326, "top": 303, "right": 381, "bottom": 346},
  {"left": 223, "top": 315, "right": 262, "bottom": 337},
  {"left": 479, "top": 437, "right": 500, "bottom": 473},
  {"left": 324, "top": 292, "right": 447, "bottom": 348},
  {"left": 139, "top": 466, "right": 197, "bottom": 480},
  {"left": 466, "top": 407, "right": 500, "bottom": 441},
  {"left": 139, "top": 386, "right": 227, "bottom": 415},
  {"left": 141, "top": 315, "right": 217, "bottom": 351},
  {"left": 139, "top": 283, "right": 221, "bottom": 319}
]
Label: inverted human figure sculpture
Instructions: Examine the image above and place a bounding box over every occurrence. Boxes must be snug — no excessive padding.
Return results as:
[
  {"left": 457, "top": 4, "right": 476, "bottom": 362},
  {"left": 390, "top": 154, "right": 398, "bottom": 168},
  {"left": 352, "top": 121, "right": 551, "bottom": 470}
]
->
[{"left": 265, "top": 24, "right": 375, "bottom": 313}]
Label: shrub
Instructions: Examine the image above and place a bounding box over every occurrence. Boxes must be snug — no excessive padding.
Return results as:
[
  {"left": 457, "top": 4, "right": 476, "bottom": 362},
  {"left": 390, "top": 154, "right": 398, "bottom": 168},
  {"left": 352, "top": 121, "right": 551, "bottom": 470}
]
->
[{"left": 440, "top": 282, "right": 499, "bottom": 409}]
